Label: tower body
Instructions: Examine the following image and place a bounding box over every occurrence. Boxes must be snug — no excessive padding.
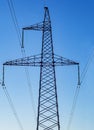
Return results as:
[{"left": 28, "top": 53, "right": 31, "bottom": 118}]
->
[
  {"left": 3, "top": 6, "right": 79, "bottom": 130},
  {"left": 37, "top": 7, "right": 60, "bottom": 130}
]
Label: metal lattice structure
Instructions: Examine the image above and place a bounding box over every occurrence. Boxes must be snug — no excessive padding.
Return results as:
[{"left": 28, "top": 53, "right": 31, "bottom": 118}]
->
[{"left": 3, "top": 7, "right": 79, "bottom": 130}]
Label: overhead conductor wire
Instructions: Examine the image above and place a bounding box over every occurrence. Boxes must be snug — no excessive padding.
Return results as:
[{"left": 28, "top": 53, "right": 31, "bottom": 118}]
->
[
  {"left": 5, "top": 0, "right": 36, "bottom": 124},
  {"left": 3, "top": 85, "right": 24, "bottom": 130},
  {"left": 66, "top": 65, "right": 80, "bottom": 130},
  {"left": 2, "top": 66, "right": 24, "bottom": 130},
  {"left": 67, "top": 48, "right": 94, "bottom": 130}
]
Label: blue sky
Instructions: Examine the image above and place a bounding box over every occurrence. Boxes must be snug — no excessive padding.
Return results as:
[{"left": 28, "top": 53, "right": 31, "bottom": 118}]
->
[{"left": 0, "top": 0, "right": 94, "bottom": 130}]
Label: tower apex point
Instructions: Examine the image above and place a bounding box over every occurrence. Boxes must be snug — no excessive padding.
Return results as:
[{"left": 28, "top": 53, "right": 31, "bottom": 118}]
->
[{"left": 44, "top": 6, "right": 48, "bottom": 9}]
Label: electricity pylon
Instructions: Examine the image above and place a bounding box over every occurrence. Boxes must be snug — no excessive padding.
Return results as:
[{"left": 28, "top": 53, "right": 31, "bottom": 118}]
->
[{"left": 3, "top": 7, "right": 79, "bottom": 130}]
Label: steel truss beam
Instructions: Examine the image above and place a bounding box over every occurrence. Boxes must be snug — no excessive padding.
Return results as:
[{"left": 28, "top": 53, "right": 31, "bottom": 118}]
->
[{"left": 3, "top": 54, "right": 78, "bottom": 67}]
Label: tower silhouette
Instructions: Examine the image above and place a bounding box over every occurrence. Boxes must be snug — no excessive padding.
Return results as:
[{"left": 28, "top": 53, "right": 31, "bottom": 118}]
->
[{"left": 3, "top": 7, "right": 79, "bottom": 130}]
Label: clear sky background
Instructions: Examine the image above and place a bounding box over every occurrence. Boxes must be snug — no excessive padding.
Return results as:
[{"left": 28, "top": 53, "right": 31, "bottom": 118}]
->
[{"left": 0, "top": 0, "right": 94, "bottom": 130}]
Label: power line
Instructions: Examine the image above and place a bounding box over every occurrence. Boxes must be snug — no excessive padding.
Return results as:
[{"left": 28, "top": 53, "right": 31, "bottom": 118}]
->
[
  {"left": 81, "top": 47, "right": 94, "bottom": 85},
  {"left": 66, "top": 65, "right": 80, "bottom": 130},
  {"left": 67, "top": 47, "right": 94, "bottom": 130},
  {"left": 2, "top": 85, "right": 24, "bottom": 130},
  {"left": 67, "top": 87, "right": 80, "bottom": 130},
  {"left": 6, "top": 0, "right": 21, "bottom": 46},
  {"left": 6, "top": 0, "right": 36, "bottom": 120}
]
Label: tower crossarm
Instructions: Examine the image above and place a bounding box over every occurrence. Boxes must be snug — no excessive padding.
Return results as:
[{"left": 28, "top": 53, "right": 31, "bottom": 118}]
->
[
  {"left": 3, "top": 54, "right": 41, "bottom": 67},
  {"left": 23, "top": 22, "right": 44, "bottom": 31},
  {"left": 54, "top": 54, "right": 79, "bottom": 66},
  {"left": 3, "top": 54, "right": 79, "bottom": 67}
]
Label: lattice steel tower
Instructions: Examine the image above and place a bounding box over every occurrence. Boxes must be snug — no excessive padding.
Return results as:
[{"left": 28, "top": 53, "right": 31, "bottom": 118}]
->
[{"left": 3, "top": 7, "right": 79, "bottom": 130}]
